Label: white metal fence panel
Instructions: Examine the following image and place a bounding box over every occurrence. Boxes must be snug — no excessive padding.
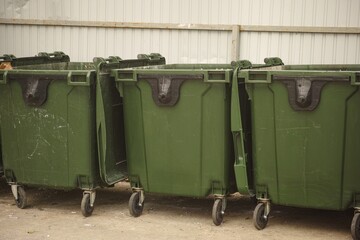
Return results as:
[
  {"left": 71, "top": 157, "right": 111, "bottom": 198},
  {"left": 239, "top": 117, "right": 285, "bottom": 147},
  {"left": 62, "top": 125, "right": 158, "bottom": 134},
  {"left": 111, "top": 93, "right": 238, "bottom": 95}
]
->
[{"left": 0, "top": 0, "right": 359, "bottom": 63}]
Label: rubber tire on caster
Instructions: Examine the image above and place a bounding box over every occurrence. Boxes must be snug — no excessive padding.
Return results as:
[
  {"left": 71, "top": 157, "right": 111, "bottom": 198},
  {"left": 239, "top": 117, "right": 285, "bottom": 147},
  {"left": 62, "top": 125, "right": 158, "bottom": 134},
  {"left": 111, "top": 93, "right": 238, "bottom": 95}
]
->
[
  {"left": 351, "top": 212, "right": 360, "bottom": 240},
  {"left": 81, "top": 193, "right": 94, "bottom": 217},
  {"left": 15, "top": 186, "right": 27, "bottom": 209},
  {"left": 253, "top": 202, "right": 268, "bottom": 230},
  {"left": 212, "top": 199, "right": 224, "bottom": 226},
  {"left": 129, "top": 192, "right": 144, "bottom": 217}
]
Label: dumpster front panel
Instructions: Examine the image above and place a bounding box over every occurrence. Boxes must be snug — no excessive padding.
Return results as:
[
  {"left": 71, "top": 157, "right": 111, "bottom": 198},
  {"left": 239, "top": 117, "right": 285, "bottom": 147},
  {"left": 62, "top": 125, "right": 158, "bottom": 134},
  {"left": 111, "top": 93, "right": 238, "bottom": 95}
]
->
[
  {"left": 245, "top": 69, "right": 360, "bottom": 210},
  {"left": 0, "top": 70, "right": 99, "bottom": 189},
  {"left": 119, "top": 68, "right": 233, "bottom": 197}
]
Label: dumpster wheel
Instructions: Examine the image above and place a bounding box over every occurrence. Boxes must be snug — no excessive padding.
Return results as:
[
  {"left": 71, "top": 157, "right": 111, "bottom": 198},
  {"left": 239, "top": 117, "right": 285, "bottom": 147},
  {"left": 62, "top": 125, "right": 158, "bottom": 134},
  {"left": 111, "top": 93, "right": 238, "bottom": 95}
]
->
[
  {"left": 129, "top": 191, "right": 144, "bottom": 217},
  {"left": 14, "top": 186, "right": 27, "bottom": 209},
  {"left": 81, "top": 193, "right": 94, "bottom": 217},
  {"left": 351, "top": 212, "right": 360, "bottom": 240},
  {"left": 253, "top": 202, "right": 268, "bottom": 230},
  {"left": 212, "top": 198, "right": 224, "bottom": 226}
]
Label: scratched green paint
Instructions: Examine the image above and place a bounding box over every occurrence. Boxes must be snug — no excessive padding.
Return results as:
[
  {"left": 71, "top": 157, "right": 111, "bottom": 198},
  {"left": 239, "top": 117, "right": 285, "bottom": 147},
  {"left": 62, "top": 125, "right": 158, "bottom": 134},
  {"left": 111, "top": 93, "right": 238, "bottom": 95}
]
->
[{"left": 0, "top": 55, "right": 164, "bottom": 190}]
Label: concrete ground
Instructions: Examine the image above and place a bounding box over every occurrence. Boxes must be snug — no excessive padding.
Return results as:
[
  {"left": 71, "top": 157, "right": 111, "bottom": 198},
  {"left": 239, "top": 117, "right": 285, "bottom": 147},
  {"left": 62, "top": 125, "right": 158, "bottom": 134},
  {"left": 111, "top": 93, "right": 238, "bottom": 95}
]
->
[{"left": 0, "top": 178, "right": 353, "bottom": 240}]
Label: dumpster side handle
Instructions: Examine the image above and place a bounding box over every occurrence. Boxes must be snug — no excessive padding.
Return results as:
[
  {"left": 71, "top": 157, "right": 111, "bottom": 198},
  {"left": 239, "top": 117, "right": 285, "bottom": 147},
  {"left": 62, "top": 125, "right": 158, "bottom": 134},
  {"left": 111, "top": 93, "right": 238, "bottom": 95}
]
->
[
  {"left": 351, "top": 72, "right": 360, "bottom": 85},
  {"left": 67, "top": 71, "right": 94, "bottom": 86}
]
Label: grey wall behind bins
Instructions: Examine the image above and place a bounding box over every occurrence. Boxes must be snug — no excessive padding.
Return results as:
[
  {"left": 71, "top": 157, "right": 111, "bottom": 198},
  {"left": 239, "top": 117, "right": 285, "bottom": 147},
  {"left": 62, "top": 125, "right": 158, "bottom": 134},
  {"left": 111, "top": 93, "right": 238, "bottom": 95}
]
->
[{"left": 0, "top": 0, "right": 359, "bottom": 64}]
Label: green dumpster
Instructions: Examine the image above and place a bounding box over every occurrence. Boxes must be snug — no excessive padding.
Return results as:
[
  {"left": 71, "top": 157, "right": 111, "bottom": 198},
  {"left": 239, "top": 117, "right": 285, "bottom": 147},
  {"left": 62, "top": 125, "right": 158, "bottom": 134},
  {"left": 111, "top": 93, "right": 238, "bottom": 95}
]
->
[
  {"left": 0, "top": 53, "right": 165, "bottom": 216},
  {"left": 232, "top": 64, "right": 360, "bottom": 238},
  {"left": 0, "top": 52, "right": 70, "bottom": 177},
  {"left": 113, "top": 63, "right": 234, "bottom": 225}
]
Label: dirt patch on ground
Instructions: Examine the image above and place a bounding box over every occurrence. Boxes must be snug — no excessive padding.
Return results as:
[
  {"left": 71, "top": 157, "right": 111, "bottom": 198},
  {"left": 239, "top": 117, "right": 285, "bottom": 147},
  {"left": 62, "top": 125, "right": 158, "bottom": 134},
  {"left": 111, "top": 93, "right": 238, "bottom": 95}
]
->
[{"left": 0, "top": 178, "right": 352, "bottom": 239}]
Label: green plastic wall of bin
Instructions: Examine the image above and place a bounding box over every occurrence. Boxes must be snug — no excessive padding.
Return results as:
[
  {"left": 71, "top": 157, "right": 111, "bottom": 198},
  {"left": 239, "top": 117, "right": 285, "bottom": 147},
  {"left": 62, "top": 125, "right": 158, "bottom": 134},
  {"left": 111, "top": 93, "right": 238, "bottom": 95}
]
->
[
  {"left": 113, "top": 64, "right": 235, "bottom": 197},
  {"left": 0, "top": 62, "right": 103, "bottom": 189},
  {"left": 234, "top": 64, "right": 360, "bottom": 210},
  {"left": 0, "top": 52, "right": 71, "bottom": 177}
]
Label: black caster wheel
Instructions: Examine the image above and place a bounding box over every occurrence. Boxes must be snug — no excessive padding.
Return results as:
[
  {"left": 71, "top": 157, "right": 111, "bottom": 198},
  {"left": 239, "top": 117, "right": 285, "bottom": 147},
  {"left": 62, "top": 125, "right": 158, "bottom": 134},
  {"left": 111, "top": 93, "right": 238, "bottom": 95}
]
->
[
  {"left": 212, "top": 199, "right": 224, "bottom": 226},
  {"left": 14, "top": 186, "right": 27, "bottom": 209},
  {"left": 81, "top": 193, "right": 94, "bottom": 217},
  {"left": 351, "top": 212, "right": 360, "bottom": 240},
  {"left": 253, "top": 202, "right": 268, "bottom": 230},
  {"left": 129, "top": 191, "right": 144, "bottom": 217}
]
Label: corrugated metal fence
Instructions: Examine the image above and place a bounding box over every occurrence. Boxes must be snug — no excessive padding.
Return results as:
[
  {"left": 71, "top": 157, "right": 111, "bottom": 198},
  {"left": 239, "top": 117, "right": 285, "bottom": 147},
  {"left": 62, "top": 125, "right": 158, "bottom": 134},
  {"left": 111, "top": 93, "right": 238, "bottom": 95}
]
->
[{"left": 0, "top": 0, "right": 359, "bottom": 64}]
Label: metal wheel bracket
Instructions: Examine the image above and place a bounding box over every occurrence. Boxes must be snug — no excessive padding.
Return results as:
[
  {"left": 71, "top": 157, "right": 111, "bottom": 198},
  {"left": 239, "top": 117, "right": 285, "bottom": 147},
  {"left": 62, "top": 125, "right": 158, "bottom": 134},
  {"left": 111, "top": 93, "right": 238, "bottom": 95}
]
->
[
  {"left": 139, "top": 190, "right": 145, "bottom": 206},
  {"left": 258, "top": 198, "right": 271, "bottom": 217},
  {"left": 133, "top": 188, "right": 145, "bottom": 206},
  {"left": 11, "top": 185, "right": 19, "bottom": 200},
  {"left": 214, "top": 195, "right": 226, "bottom": 214},
  {"left": 354, "top": 207, "right": 360, "bottom": 214},
  {"left": 83, "top": 190, "right": 96, "bottom": 207},
  {"left": 264, "top": 202, "right": 271, "bottom": 218}
]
